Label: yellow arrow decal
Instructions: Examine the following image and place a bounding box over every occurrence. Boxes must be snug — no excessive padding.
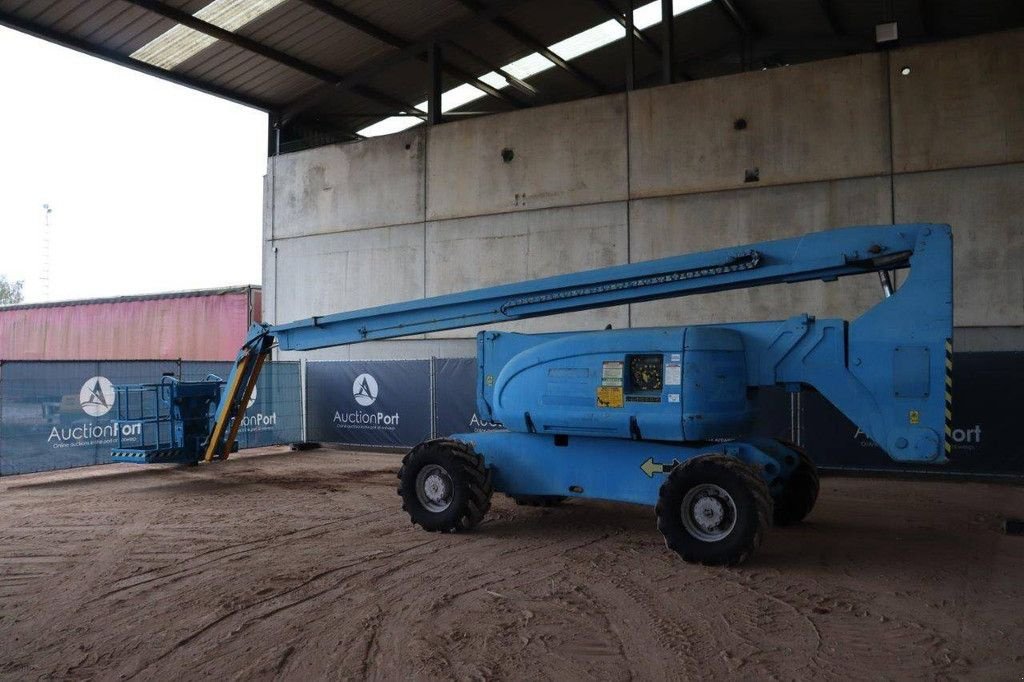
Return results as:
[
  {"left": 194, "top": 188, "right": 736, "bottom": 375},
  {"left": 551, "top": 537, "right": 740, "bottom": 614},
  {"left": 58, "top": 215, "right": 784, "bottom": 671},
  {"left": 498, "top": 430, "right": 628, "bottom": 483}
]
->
[{"left": 640, "top": 457, "right": 681, "bottom": 478}]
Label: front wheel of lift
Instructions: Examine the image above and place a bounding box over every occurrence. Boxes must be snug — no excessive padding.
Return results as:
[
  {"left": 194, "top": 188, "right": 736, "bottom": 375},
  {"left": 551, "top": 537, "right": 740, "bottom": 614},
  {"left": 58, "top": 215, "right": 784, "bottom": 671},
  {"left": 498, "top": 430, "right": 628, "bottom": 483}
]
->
[
  {"left": 398, "top": 439, "right": 493, "bottom": 533},
  {"left": 656, "top": 454, "right": 772, "bottom": 566}
]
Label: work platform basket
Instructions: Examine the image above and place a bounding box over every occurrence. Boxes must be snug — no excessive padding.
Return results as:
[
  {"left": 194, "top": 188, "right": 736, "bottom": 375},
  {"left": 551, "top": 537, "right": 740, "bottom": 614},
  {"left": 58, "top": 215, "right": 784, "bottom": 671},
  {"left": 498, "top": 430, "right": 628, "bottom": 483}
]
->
[{"left": 110, "top": 375, "right": 225, "bottom": 464}]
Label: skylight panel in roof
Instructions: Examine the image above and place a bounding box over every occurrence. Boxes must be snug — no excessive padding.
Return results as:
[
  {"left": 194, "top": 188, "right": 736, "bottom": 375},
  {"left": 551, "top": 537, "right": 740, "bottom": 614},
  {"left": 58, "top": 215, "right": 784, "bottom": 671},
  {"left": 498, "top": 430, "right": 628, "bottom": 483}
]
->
[
  {"left": 636, "top": 0, "right": 709, "bottom": 29},
  {"left": 549, "top": 19, "right": 623, "bottom": 61},
  {"left": 441, "top": 83, "right": 488, "bottom": 112},
  {"left": 502, "top": 52, "right": 556, "bottom": 81},
  {"left": 358, "top": 116, "right": 422, "bottom": 138},
  {"left": 132, "top": 0, "right": 289, "bottom": 70},
  {"left": 478, "top": 71, "right": 508, "bottom": 89},
  {"left": 357, "top": 0, "right": 712, "bottom": 138}
]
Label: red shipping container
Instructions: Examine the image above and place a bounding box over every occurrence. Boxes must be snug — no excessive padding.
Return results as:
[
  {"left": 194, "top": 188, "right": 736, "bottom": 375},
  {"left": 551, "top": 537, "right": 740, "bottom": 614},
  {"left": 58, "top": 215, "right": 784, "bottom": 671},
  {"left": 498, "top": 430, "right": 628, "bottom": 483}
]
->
[{"left": 0, "top": 286, "right": 261, "bottom": 361}]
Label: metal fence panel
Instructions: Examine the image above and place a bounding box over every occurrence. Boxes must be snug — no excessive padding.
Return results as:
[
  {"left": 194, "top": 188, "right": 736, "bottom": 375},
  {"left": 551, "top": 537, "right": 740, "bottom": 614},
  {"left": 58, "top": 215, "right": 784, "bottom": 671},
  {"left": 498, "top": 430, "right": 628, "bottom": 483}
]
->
[
  {"left": 306, "top": 360, "right": 431, "bottom": 448},
  {"left": 432, "top": 358, "right": 504, "bottom": 436},
  {"left": 0, "top": 360, "right": 303, "bottom": 476},
  {"left": 804, "top": 352, "right": 1023, "bottom": 476},
  {"left": 0, "top": 361, "right": 177, "bottom": 475},
  {"left": 181, "top": 361, "right": 303, "bottom": 449}
]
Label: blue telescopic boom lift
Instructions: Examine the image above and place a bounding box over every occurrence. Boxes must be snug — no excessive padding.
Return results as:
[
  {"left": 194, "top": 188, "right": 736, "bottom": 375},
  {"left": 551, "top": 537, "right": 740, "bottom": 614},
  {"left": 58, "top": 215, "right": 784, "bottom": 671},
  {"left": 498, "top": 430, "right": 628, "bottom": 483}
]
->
[{"left": 113, "top": 223, "right": 952, "bottom": 565}]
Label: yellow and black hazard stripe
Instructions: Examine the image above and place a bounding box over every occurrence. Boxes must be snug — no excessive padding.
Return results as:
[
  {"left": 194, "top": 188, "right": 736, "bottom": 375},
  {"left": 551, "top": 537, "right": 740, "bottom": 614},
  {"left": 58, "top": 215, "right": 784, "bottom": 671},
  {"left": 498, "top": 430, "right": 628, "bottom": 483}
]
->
[{"left": 944, "top": 339, "right": 953, "bottom": 454}]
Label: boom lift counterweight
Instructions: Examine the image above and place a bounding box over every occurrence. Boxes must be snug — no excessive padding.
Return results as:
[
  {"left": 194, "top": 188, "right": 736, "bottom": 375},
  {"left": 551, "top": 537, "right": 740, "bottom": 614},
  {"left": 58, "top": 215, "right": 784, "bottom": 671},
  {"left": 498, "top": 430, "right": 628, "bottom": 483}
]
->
[{"left": 113, "top": 224, "right": 953, "bottom": 565}]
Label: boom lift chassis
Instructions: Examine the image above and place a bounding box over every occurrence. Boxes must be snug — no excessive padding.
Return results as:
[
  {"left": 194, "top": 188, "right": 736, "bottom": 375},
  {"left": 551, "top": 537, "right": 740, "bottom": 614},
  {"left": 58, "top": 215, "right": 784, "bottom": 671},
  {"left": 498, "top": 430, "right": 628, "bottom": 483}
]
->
[{"left": 114, "top": 224, "right": 952, "bottom": 565}]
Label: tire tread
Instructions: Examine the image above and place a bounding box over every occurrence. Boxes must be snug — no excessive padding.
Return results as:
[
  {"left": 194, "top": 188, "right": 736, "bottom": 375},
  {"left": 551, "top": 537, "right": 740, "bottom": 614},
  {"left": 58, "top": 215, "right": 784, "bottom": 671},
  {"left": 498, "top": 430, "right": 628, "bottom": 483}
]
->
[{"left": 398, "top": 439, "right": 493, "bottom": 532}]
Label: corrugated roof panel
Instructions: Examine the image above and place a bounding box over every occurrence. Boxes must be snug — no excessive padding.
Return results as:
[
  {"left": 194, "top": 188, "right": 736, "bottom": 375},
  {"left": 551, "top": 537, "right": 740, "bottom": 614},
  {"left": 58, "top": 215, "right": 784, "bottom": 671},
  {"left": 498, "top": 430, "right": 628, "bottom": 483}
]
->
[
  {"left": 341, "top": 0, "right": 470, "bottom": 44},
  {"left": 0, "top": 0, "right": 34, "bottom": 13},
  {"left": 204, "top": 55, "right": 319, "bottom": 104},
  {"left": 174, "top": 39, "right": 319, "bottom": 104},
  {"left": 87, "top": 4, "right": 170, "bottom": 50},
  {"left": 247, "top": 8, "right": 394, "bottom": 78},
  {"left": 833, "top": 0, "right": 890, "bottom": 37},
  {"left": 181, "top": 39, "right": 267, "bottom": 80},
  {"left": 223, "top": 50, "right": 299, "bottom": 91},
  {"left": 740, "top": 0, "right": 832, "bottom": 36},
  {"left": 236, "top": 61, "right": 320, "bottom": 102},
  {"left": 929, "top": 0, "right": 1024, "bottom": 36},
  {"left": 2, "top": 0, "right": 1021, "bottom": 146},
  {"left": 23, "top": 0, "right": 87, "bottom": 24},
  {"left": 64, "top": 2, "right": 148, "bottom": 41},
  {"left": 446, "top": 23, "right": 542, "bottom": 82},
  {"left": 502, "top": 0, "right": 611, "bottom": 49},
  {"left": 359, "top": 57, "right": 474, "bottom": 111},
  {"left": 10, "top": 0, "right": 56, "bottom": 21},
  {"left": 240, "top": 0, "right": 390, "bottom": 75}
]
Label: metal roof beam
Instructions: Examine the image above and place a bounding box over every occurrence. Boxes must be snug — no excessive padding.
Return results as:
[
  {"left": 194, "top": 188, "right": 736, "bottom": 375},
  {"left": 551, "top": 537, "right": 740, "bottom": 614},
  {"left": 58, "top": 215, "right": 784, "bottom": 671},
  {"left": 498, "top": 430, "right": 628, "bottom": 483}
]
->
[
  {"left": 295, "top": 0, "right": 408, "bottom": 48},
  {"left": 817, "top": 0, "right": 845, "bottom": 36},
  {"left": 428, "top": 42, "right": 443, "bottom": 124},
  {"left": 453, "top": 0, "right": 607, "bottom": 94},
  {"left": 435, "top": 61, "right": 526, "bottom": 108},
  {"left": 918, "top": 0, "right": 935, "bottom": 37},
  {"left": 714, "top": 0, "right": 756, "bottom": 36},
  {"left": 279, "top": 0, "right": 532, "bottom": 124},
  {"left": 625, "top": 0, "right": 636, "bottom": 90},
  {"left": 589, "top": 0, "right": 663, "bottom": 60},
  {"left": 121, "top": 0, "right": 424, "bottom": 118},
  {"left": 0, "top": 9, "right": 274, "bottom": 111},
  {"left": 443, "top": 41, "right": 540, "bottom": 98},
  {"left": 296, "top": 0, "right": 525, "bottom": 108},
  {"left": 661, "top": 0, "right": 674, "bottom": 84}
]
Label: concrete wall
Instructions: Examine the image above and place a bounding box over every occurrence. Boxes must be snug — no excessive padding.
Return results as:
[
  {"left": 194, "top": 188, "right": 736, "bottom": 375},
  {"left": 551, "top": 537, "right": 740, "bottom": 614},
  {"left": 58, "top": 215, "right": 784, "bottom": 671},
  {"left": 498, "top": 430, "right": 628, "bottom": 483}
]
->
[{"left": 264, "top": 30, "right": 1024, "bottom": 360}]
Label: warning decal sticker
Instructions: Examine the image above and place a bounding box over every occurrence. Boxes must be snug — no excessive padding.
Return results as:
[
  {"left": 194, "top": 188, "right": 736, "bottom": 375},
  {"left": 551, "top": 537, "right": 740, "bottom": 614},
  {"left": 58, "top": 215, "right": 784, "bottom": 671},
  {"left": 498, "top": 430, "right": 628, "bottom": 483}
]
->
[{"left": 597, "top": 386, "right": 624, "bottom": 408}]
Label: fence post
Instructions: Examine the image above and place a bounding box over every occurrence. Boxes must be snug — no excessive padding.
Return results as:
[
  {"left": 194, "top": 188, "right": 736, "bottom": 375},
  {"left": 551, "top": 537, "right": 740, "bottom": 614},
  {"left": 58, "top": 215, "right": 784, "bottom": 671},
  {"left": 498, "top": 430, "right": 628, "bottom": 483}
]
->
[
  {"left": 429, "top": 357, "right": 437, "bottom": 439},
  {"left": 300, "top": 357, "right": 308, "bottom": 443}
]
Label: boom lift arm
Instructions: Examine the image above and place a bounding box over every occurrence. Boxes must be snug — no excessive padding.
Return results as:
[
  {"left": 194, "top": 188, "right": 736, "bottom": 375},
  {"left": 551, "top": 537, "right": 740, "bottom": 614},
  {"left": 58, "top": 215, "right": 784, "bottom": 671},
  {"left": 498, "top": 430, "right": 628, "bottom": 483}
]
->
[{"left": 204, "top": 223, "right": 952, "bottom": 464}]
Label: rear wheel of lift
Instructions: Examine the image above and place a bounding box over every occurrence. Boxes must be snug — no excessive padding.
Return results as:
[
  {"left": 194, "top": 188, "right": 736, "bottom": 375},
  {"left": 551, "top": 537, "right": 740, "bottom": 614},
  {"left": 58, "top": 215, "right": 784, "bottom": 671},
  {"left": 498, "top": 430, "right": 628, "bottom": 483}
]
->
[
  {"left": 656, "top": 454, "right": 772, "bottom": 566},
  {"left": 772, "top": 442, "right": 819, "bottom": 526},
  {"left": 510, "top": 495, "right": 566, "bottom": 507},
  {"left": 398, "top": 439, "right": 493, "bottom": 533}
]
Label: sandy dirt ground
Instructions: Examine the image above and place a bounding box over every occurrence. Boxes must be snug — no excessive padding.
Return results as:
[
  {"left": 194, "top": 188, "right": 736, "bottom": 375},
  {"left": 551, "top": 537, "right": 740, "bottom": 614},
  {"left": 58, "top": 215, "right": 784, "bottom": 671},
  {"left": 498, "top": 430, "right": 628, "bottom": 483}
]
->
[{"left": 0, "top": 446, "right": 1022, "bottom": 681}]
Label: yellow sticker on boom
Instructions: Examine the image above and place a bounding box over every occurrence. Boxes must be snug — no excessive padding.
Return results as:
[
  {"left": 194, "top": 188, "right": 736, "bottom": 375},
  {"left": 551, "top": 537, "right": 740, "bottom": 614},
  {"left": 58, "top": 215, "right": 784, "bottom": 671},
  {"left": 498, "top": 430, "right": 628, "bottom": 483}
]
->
[
  {"left": 909, "top": 409, "right": 920, "bottom": 425},
  {"left": 597, "top": 386, "right": 624, "bottom": 408}
]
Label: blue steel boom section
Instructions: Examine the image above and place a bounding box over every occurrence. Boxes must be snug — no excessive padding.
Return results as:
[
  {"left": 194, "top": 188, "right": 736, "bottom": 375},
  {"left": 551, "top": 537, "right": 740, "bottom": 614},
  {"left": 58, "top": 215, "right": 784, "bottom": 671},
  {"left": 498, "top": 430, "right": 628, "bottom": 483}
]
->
[
  {"left": 270, "top": 226, "right": 924, "bottom": 348},
  {"left": 204, "top": 224, "right": 952, "bottom": 464}
]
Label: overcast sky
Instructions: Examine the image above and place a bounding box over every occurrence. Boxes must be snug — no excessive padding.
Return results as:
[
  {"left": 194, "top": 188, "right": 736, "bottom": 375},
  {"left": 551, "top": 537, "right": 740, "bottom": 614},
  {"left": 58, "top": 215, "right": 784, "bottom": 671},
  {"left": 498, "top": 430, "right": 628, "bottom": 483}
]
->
[{"left": 0, "top": 25, "right": 268, "bottom": 304}]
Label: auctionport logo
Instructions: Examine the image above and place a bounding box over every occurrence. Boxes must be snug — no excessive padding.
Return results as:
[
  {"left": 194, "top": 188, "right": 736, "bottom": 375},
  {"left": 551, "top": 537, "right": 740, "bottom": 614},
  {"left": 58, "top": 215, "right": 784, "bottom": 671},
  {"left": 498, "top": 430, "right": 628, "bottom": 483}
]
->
[
  {"left": 49, "top": 375, "right": 140, "bottom": 447},
  {"left": 334, "top": 372, "right": 399, "bottom": 430},
  {"left": 241, "top": 386, "right": 277, "bottom": 431},
  {"left": 80, "top": 376, "right": 115, "bottom": 417},
  {"left": 353, "top": 373, "right": 378, "bottom": 407}
]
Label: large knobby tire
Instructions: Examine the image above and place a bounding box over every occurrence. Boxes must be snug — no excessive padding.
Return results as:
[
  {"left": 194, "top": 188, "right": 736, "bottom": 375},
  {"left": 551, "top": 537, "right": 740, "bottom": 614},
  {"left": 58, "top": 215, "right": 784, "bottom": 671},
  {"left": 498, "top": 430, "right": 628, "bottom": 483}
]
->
[
  {"left": 772, "top": 443, "right": 820, "bottom": 526},
  {"left": 398, "top": 439, "right": 493, "bottom": 533},
  {"left": 656, "top": 454, "right": 772, "bottom": 566},
  {"left": 510, "top": 495, "right": 566, "bottom": 507}
]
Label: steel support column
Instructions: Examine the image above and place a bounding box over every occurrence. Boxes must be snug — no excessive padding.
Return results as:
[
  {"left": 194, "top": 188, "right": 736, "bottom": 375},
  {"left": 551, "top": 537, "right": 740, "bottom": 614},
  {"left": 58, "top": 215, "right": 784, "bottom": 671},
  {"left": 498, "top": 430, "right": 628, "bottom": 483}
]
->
[
  {"left": 661, "top": 0, "right": 674, "bottom": 84},
  {"left": 625, "top": 0, "right": 636, "bottom": 90},
  {"left": 428, "top": 43, "right": 443, "bottom": 125}
]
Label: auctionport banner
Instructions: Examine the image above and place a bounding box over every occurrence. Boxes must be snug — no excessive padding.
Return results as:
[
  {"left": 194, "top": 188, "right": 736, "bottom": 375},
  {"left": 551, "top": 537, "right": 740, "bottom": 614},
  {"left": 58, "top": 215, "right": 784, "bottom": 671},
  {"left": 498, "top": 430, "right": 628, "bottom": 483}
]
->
[
  {"left": 433, "top": 358, "right": 505, "bottom": 437},
  {"left": 0, "top": 361, "right": 177, "bottom": 475},
  {"left": 803, "top": 352, "right": 1023, "bottom": 476},
  {"left": 0, "top": 360, "right": 302, "bottom": 476},
  {"left": 306, "top": 360, "right": 431, "bottom": 448},
  {"left": 181, "top": 361, "right": 303, "bottom": 449}
]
